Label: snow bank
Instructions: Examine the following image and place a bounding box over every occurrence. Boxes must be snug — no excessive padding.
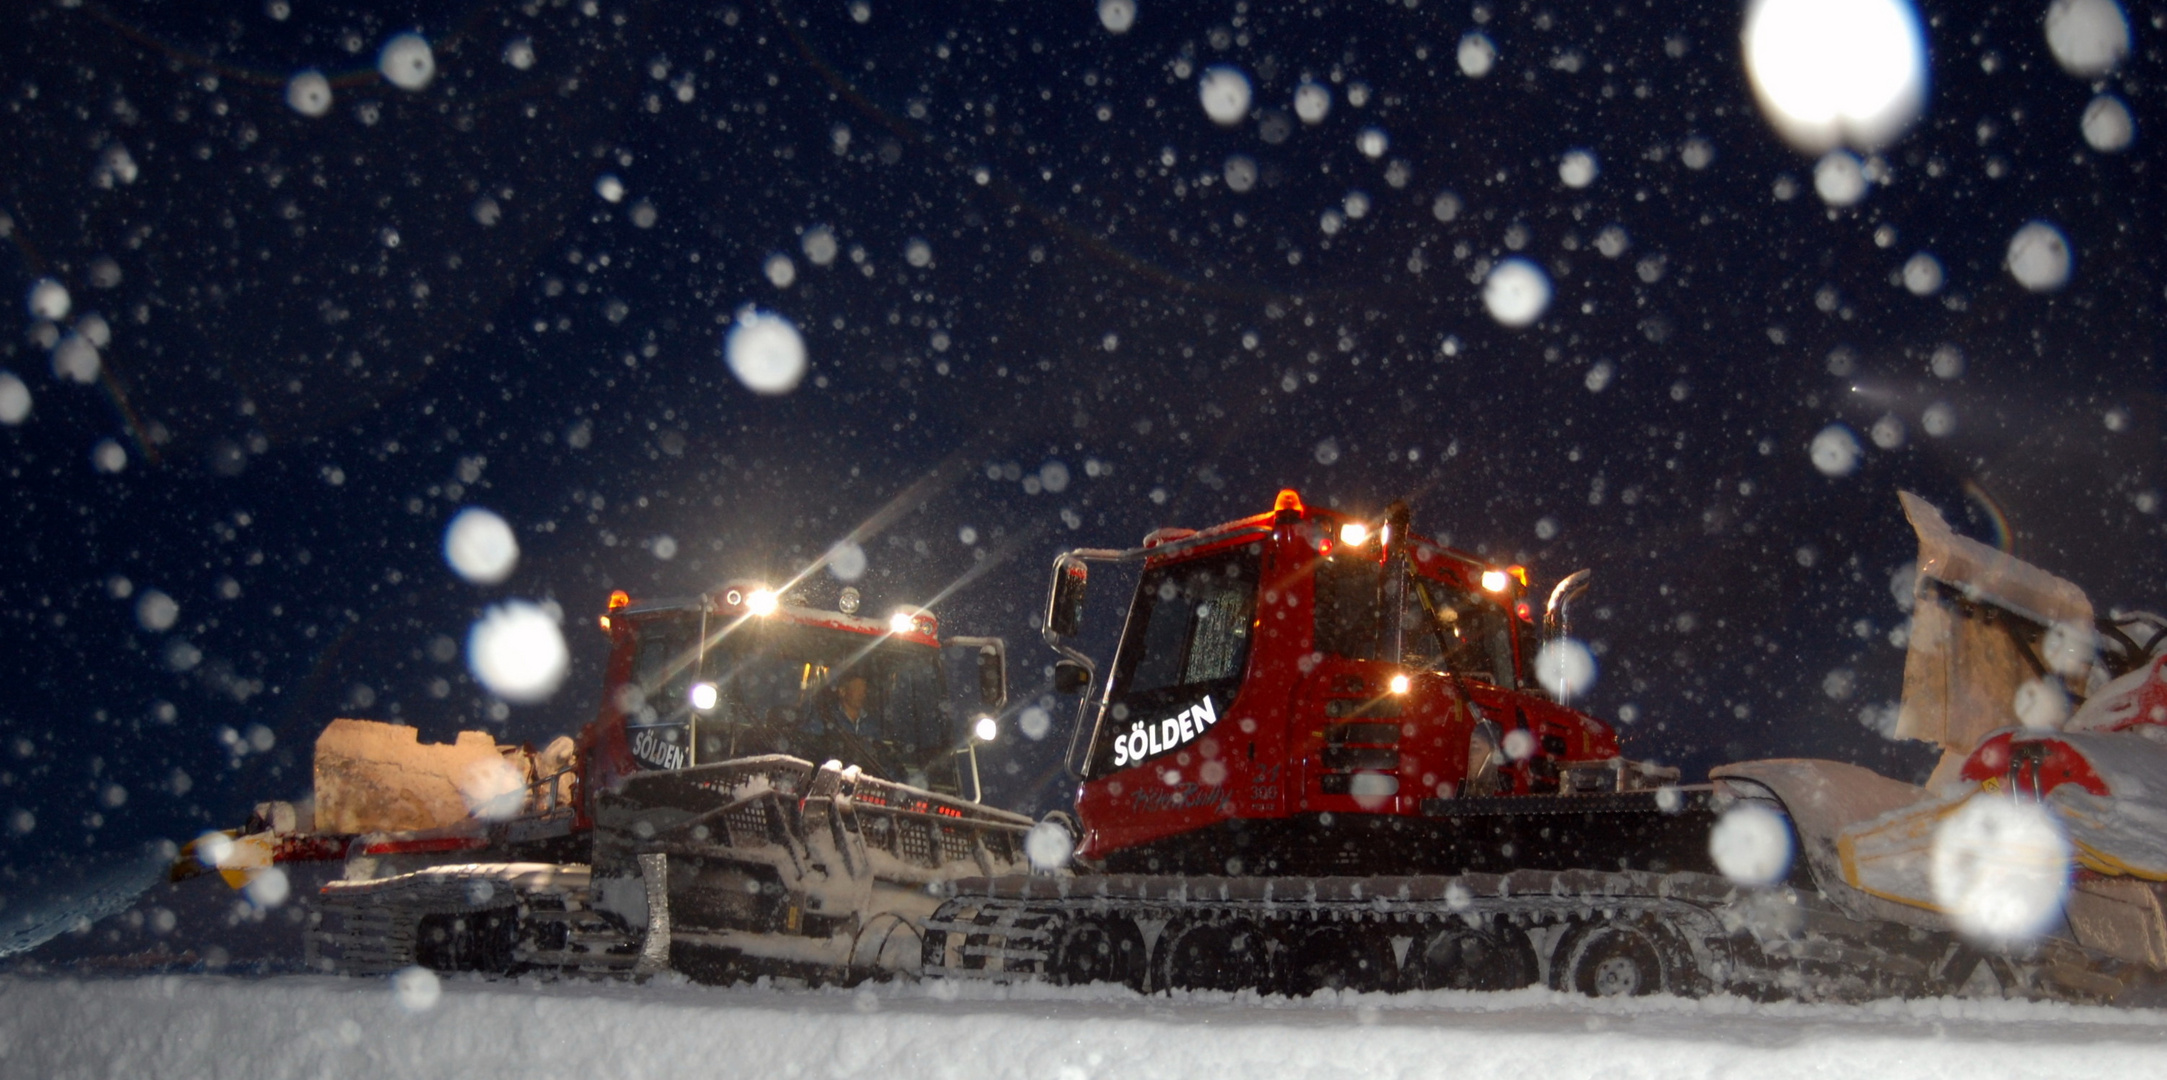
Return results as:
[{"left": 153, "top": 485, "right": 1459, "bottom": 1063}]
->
[{"left": 5, "top": 972, "right": 2166, "bottom": 1080}]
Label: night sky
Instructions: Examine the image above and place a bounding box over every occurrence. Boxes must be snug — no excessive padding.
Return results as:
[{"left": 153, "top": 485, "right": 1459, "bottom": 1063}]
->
[{"left": 0, "top": 0, "right": 2160, "bottom": 928}]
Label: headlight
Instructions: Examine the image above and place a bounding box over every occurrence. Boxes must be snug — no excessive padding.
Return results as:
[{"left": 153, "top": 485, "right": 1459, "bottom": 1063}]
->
[
  {"left": 689, "top": 682, "right": 718, "bottom": 712},
  {"left": 973, "top": 715, "right": 999, "bottom": 742},
  {"left": 746, "top": 588, "right": 779, "bottom": 616}
]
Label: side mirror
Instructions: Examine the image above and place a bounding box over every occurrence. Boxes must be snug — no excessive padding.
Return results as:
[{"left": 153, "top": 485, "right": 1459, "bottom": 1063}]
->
[
  {"left": 1046, "top": 559, "right": 1088, "bottom": 638},
  {"left": 1053, "top": 659, "right": 1091, "bottom": 695},
  {"left": 975, "top": 644, "right": 1007, "bottom": 707}
]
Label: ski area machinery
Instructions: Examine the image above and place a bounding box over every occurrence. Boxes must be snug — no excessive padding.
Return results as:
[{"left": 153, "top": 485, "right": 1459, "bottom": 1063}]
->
[
  {"left": 179, "top": 583, "right": 1033, "bottom": 982},
  {"left": 921, "top": 489, "right": 2167, "bottom": 1003}
]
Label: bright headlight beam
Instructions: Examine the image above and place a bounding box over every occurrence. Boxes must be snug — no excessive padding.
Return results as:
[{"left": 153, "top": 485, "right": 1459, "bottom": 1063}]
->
[
  {"left": 745, "top": 588, "right": 779, "bottom": 616},
  {"left": 973, "top": 715, "right": 999, "bottom": 742}
]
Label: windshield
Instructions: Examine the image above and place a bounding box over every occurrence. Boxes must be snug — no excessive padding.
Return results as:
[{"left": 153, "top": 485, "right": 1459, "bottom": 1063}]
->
[
  {"left": 1092, "top": 546, "right": 1260, "bottom": 774},
  {"left": 622, "top": 614, "right": 951, "bottom": 782},
  {"left": 1405, "top": 578, "right": 1519, "bottom": 689}
]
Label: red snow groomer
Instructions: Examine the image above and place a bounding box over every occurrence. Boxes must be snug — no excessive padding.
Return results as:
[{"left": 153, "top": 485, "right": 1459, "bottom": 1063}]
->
[
  {"left": 923, "top": 488, "right": 2167, "bottom": 1003},
  {"left": 1049, "top": 489, "right": 1686, "bottom": 877}
]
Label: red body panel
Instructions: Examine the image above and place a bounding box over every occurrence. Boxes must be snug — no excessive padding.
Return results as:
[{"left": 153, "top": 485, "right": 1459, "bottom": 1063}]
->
[{"left": 1074, "top": 501, "right": 1629, "bottom": 864}]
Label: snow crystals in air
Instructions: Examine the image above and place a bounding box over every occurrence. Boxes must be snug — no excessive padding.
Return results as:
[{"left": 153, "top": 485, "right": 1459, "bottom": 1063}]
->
[
  {"left": 443, "top": 507, "right": 520, "bottom": 585},
  {"left": 1813, "top": 150, "right": 1868, "bottom": 207},
  {"left": 1931, "top": 795, "right": 2071, "bottom": 945},
  {"left": 2080, "top": 95, "right": 2133, "bottom": 152},
  {"left": 1017, "top": 705, "right": 1051, "bottom": 740},
  {"left": 1431, "top": 191, "right": 1462, "bottom": 223},
  {"left": 1743, "top": 0, "right": 1926, "bottom": 151},
  {"left": 765, "top": 254, "right": 797, "bottom": 289},
  {"left": 1929, "top": 343, "right": 1965, "bottom": 379},
  {"left": 1223, "top": 154, "right": 1259, "bottom": 193},
  {"left": 801, "top": 225, "right": 839, "bottom": 266},
  {"left": 595, "top": 174, "right": 625, "bottom": 204},
  {"left": 503, "top": 36, "right": 536, "bottom": 70},
  {"left": 392, "top": 966, "right": 443, "bottom": 1012},
  {"left": 243, "top": 865, "right": 290, "bottom": 908},
  {"left": 2044, "top": 0, "right": 2130, "bottom": 78},
  {"left": 285, "top": 70, "right": 332, "bottom": 118},
  {"left": 1594, "top": 225, "right": 1628, "bottom": 257},
  {"left": 135, "top": 589, "right": 179, "bottom": 632},
  {"left": 1097, "top": 0, "right": 1136, "bottom": 34},
  {"left": 827, "top": 540, "right": 867, "bottom": 582},
  {"left": 1025, "top": 820, "right": 1074, "bottom": 871},
  {"left": 1680, "top": 136, "right": 1716, "bottom": 169},
  {"left": 1481, "top": 258, "right": 1551, "bottom": 327},
  {"left": 1921, "top": 400, "right": 1957, "bottom": 436},
  {"left": 1198, "top": 66, "right": 1252, "bottom": 126},
  {"left": 1809, "top": 424, "right": 1862, "bottom": 476},
  {"left": 904, "top": 238, "right": 933, "bottom": 268},
  {"left": 1354, "top": 127, "right": 1389, "bottom": 159},
  {"left": 1900, "top": 252, "right": 1943, "bottom": 295},
  {"left": 378, "top": 33, "right": 437, "bottom": 91},
  {"left": 1709, "top": 803, "right": 1795, "bottom": 887},
  {"left": 1533, "top": 639, "right": 1596, "bottom": 699},
  {"left": 1557, "top": 150, "right": 1598, "bottom": 189},
  {"left": 724, "top": 309, "right": 808, "bottom": 395},
  {"left": 0, "top": 372, "right": 29, "bottom": 425},
  {"left": 1870, "top": 413, "right": 1906, "bottom": 449},
  {"left": 91, "top": 439, "right": 126, "bottom": 474},
  {"left": 1293, "top": 81, "right": 1331, "bottom": 124},
  {"left": 1584, "top": 359, "right": 1615, "bottom": 392},
  {"left": 466, "top": 601, "right": 569, "bottom": 703},
  {"left": 1457, "top": 32, "right": 1496, "bottom": 78},
  {"left": 2005, "top": 221, "right": 2072, "bottom": 292},
  {"left": 26, "top": 278, "right": 69, "bottom": 321},
  {"left": 50, "top": 333, "right": 101, "bottom": 383}
]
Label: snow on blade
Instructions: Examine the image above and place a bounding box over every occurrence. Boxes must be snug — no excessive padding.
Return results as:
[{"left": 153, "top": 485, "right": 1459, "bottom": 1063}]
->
[
  {"left": 443, "top": 507, "right": 520, "bottom": 585},
  {"left": 378, "top": 33, "right": 436, "bottom": 91},
  {"left": 1481, "top": 258, "right": 1551, "bottom": 327},
  {"left": 2006, "top": 221, "right": 2073, "bottom": 292},
  {"left": 466, "top": 601, "right": 569, "bottom": 703},
  {"left": 724, "top": 309, "right": 808, "bottom": 395},
  {"left": 1199, "top": 66, "right": 1252, "bottom": 126},
  {"left": 2044, "top": 0, "right": 2130, "bottom": 78},
  {"left": 286, "top": 70, "right": 332, "bottom": 117},
  {"left": 1743, "top": 0, "right": 1926, "bottom": 151},
  {"left": 1930, "top": 795, "right": 2072, "bottom": 945}
]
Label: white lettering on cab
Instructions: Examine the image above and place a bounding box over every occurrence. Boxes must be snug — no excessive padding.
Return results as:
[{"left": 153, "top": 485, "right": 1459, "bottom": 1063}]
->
[{"left": 1112, "top": 696, "right": 1219, "bottom": 769}]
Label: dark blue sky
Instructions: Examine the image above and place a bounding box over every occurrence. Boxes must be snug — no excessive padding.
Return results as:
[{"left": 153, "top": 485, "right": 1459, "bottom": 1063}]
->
[{"left": 0, "top": 0, "right": 2158, "bottom": 913}]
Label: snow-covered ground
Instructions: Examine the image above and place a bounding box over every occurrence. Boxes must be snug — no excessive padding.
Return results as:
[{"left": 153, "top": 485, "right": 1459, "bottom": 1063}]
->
[{"left": 8, "top": 971, "right": 2167, "bottom": 1080}]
